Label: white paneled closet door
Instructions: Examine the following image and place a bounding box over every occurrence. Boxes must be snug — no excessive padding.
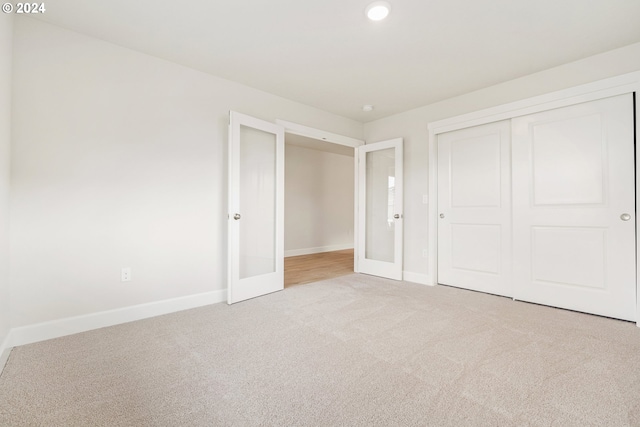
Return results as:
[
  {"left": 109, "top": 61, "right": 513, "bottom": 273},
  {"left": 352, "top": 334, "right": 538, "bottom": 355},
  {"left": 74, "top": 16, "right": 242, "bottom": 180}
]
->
[
  {"left": 511, "top": 94, "right": 636, "bottom": 321},
  {"left": 437, "top": 120, "right": 512, "bottom": 297}
]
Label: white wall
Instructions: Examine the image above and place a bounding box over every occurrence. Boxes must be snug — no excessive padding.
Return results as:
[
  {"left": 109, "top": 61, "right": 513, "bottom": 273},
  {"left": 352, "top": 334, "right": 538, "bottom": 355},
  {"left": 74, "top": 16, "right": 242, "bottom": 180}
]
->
[
  {"left": 0, "top": 14, "right": 12, "bottom": 355},
  {"left": 364, "top": 42, "right": 640, "bottom": 281},
  {"left": 10, "top": 18, "right": 362, "bottom": 329},
  {"left": 284, "top": 144, "right": 353, "bottom": 256}
]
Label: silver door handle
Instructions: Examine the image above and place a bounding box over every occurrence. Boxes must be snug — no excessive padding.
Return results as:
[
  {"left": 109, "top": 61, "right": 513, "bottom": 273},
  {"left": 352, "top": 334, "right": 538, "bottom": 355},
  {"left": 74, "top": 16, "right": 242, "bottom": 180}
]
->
[
  {"left": 233, "top": 213, "right": 241, "bottom": 220},
  {"left": 439, "top": 213, "right": 445, "bottom": 218},
  {"left": 394, "top": 214, "right": 400, "bottom": 219},
  {"left": 620, "top": 213, "right": 631, "bottom": 221}
]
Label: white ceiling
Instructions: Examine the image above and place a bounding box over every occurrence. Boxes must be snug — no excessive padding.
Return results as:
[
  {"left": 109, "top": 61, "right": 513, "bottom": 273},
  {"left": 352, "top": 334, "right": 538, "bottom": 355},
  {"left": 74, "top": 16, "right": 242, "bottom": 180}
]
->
[{"left": 32, "top": 0, "right": 640, "bottom": 122}]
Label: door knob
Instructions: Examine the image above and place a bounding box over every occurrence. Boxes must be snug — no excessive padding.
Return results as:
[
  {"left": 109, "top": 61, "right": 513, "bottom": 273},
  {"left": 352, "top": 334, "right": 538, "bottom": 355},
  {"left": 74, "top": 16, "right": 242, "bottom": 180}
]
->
[
  {"left": 394, "top": 214, "right": 400, "bottom": 219},
  {"left": 620, "top": 213, "right": 631, "bottom": 221},
  {"left": 233, "top": 213, "right": 241, "bottom": 220},
  {"left": 439, "top": 213, "right": 445, "bottom": 218}
]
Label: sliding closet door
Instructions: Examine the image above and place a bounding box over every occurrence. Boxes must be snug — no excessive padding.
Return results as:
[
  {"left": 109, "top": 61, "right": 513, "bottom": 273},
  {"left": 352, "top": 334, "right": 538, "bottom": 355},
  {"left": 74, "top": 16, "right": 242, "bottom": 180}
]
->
[
  {"left": 512, "top": 94, "right": 636, "bottom": 321},
  {"left": 437, "top": 120, "right": 512, "bottom": 296}
]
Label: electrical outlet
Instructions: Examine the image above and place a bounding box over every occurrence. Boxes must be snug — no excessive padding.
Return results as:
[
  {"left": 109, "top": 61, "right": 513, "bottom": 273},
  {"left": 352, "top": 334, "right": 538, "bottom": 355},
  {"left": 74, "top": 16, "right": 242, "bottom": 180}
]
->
[
  {"left": 422, "top": 249, "right": 428, "bottom": 258},
  {"left": 121, "top": 267, "right": 131, "bottom": 282},
  {"left": 422, "top": 194, "right": 429, "bottom": 204}
]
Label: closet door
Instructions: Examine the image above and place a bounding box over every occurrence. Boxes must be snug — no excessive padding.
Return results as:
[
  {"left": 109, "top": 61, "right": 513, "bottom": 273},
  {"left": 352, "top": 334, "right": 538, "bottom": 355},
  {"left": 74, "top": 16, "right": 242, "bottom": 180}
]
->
[
  {"left": 437, "top": 120, "right": 512, "bottom": 296},
  {"left": 512, "top": 94, "right": 636, "bottom": 321}
]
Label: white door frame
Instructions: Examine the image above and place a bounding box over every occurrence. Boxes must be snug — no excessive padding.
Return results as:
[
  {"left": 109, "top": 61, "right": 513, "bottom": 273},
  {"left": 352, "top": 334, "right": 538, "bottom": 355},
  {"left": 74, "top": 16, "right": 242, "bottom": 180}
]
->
[
  {"left": 427, "top": 70, "right": 640, "bottom": 324},
  {"left": 275, "top": 120, "right": 365, "bottom": 272}
]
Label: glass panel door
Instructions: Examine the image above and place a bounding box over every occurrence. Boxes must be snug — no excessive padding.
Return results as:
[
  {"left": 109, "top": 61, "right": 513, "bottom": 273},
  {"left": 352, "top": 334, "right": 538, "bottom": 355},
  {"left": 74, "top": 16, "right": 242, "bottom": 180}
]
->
[
  {"left": 239, "top": 125, "right": 276, "bottom": 279},
  {"left": 358, "top": 138, "right": 403, "bottom": 280},
  {"left": 365, "top": 148, "right": 396, "bottom": 263},
  {"left": 228, "top": 112, "right": 284, "bottom": 303}
]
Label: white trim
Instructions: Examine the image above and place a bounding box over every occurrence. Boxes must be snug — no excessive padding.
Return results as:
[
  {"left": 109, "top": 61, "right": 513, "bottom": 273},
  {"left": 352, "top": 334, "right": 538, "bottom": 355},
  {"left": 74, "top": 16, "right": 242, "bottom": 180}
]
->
[
  {"left": 284, "top": 244, "right": 354, "bottom": 258},
  {"left": 7, "top": 289, "right": 226, "bottom": 348},
  {"left": 636, "top": 89, "right": 640, "bottom": 327},
  {"left": 353, "top": 148, "right": 360, "bottom": 273},
  {"left": 428, "top": 71, "right": 640, "bottom": 135},
  {"left": 402, "top": 271, "right": 431, "bottom": 286},
  {"left": 276, "top": 119, "right": 365, "bottom": 148},
  {"left": 427, "top": 71, "right": 640, "bottom": 323}
]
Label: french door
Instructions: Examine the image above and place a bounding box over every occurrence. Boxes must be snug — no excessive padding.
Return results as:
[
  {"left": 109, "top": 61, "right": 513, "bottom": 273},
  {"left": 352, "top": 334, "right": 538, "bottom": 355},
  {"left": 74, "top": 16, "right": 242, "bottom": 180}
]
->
[
  {"left": 227, "top": 111, "right": 285, "bottom": 304},
  {"left": 357, "top": 138, "right": 404, "bottom": 280}
]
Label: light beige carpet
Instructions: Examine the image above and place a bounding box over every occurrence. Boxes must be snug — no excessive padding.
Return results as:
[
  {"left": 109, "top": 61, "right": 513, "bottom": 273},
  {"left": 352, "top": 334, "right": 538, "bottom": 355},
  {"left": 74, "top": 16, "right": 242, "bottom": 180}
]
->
[{"left": 1, "top": 274, "right": 640, "bottom": 426}]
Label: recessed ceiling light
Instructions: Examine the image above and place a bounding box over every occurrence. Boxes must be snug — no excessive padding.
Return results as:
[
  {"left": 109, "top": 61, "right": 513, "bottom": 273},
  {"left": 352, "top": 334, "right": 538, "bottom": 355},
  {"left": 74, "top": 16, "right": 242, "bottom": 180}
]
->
[
  {"left": 362, "top": 104, "right": 374, "bottom": 112},
  {"left": 366, "top": 1, "right": 391, "bottom": 21}
]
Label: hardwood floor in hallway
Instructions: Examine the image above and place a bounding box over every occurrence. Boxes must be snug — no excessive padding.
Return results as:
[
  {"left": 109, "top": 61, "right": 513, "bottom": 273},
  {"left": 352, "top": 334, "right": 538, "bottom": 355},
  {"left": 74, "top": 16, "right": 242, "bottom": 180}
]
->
[{"left": 284, "top": 249, "right": 354, "bottom": 288}]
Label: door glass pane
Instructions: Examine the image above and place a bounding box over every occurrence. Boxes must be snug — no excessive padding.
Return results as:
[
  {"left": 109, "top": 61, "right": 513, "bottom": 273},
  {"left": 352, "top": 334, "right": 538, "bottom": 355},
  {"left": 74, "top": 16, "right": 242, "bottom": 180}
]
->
[
  {"left": 365, "top": 148, "right": 395, "bottom": 263},
  {"left": 239, "top": 125, "right": 276, "bottom": 279}
]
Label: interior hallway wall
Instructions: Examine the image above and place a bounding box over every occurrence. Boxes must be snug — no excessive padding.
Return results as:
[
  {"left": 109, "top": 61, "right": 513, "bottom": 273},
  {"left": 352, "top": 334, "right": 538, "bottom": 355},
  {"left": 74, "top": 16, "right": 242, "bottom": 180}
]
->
[
  {"left": 284, "top": 144, "right": 353, "bottom": 256},
  {"left": 9, "top": 17, "right": 363, "bottom": 328},
  {"left": 0, "top": 14, "right": 13, "bottom": 352},
  {"left": 363, "top": 42, "right": 640, "bottom": 282}
]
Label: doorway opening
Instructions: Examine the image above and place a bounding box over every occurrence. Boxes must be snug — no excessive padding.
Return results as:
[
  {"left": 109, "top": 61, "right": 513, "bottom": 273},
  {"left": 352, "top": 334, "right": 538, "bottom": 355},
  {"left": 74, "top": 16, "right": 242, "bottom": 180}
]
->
[{"left": 283, "top": 133, "right": 356, "bottom": 287}]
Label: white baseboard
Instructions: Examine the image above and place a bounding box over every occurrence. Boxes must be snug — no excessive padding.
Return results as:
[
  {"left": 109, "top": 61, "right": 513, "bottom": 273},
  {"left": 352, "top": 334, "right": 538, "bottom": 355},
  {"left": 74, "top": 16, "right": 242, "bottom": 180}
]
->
[
  {"left": 8, "top": 289, "right": 227, "bottom": 349},
  {"left": 403, "top": 271, "right": 432, "bottom": 286},
  {"left": 285, "top": 244, "right": 354, "bottom": 258}
]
